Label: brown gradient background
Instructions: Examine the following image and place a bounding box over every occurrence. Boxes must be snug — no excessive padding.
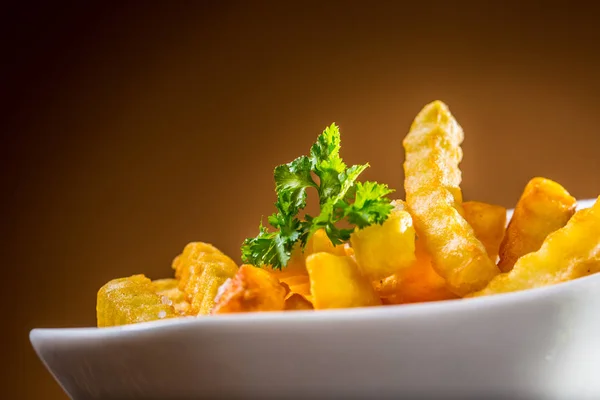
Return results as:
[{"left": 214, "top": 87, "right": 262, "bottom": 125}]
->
[{"left": 3, "top": 1, "right": 600, "bottom": 398}]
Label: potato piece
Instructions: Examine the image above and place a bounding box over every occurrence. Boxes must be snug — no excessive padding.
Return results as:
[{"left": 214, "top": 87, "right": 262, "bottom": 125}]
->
[
  {"left": 152, "top": 278, "right": 191, "bottom": 315},
  {"left": 97, "top": 275, "right": 176, "bottom": 327},
  {"left": 151, "top": 278, "right": 179, "bottom": 292},
  {"left": 376, "top": 242, "right": 457, "bottom": 304},
  {"left": 171, "top": 242, "right": 238, "bottom": 315},
  {"left": 498, "top": 177, "right": 576, "bottom": 272},
  {"left": 305, "top": 228, "right": 347, "bottom": 257},
  {"left": 373, "top": 274, "right": 399, "bottom": 299},
  {"left": 285, "top": 293, "right": 314, "bottom": 311},
  {"left": 473, "top": 197, "right": 600, "bottom": 296},
  {"left": 265, "top": 229, "right": 347, "bottom": 299},
  {"left": 403, "top": 100, "right": 499, "bottom": 296},
  {"left": 263, "top": 244, "right": 308, "bottom": 279},
  {"left": 212, "top": 265, "right": 287, "bottom": 314},
  {"left": 289, "top": 282, "right": 311, "bottom": 297},
  {"left": 280, "top": 281, "right": 291, "bottom": 297},
  {"left": 350, "top": 200, "right": 417, "bottom": 280},
  {"left": 306, "top": 252, "right": 381, "bottom": 309},
  {"left": 462, "top": 201, "right": 507, "bottom": 261},
  {"left": 393, "top": 242, "right": 458, "bottom": 304}
]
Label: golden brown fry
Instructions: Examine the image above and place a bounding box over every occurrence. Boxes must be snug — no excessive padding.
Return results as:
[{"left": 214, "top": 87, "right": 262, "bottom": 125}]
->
[
  {"left": 152, "top": 278, "right": 191, "bottom": 316},
  {"left": 266, "top": 229, "right": 347, "bottom": 298},
  {"left": 350, "top": 200, "right": 417, "bottom": 280},
  {"left": 395, "top": 243, "right": 458, "bottom": 304},
  {"left": 376, "top": 241, "right": 457, "bottom": 304},
  {"left": 151, "top": 278, "right": 179, "bottom": 292},
  {"left": 212, "top": 265, "right": 287, "bottom": 314},
  {"left": 373, "top": 274, "right": 399, "bottom": 299},
  {"left": 171, "top": 242, "right": 238, "bottom": 315},
  {"left": 264, "top": 244, "right": 308, "bottom": 279},
  {"left": 498, "top": 177, "right": 576, "bottom": 272},
  {"left": 305, "top": 228, "right": 348, "bottom": 257},
  {"left": 462, "top": 201, "right": 507, "bottom": 261},
  {"left": 473, "top": 197, "right": 600, "bottom": 296},
  {"left": 285, "top": 293, "right": 314, "bottom": 311},
  {"left": 280, "top": 281, "right": 291, "bottom": 297},
  {"left": 97, "top": 275, "right": 176, "bottom": 327},
  {"left": 306, "top": 252, "right": 381, "bottom": 309},
  {"left": 403, "top": 100, "right": 499, "bottom": 296}
]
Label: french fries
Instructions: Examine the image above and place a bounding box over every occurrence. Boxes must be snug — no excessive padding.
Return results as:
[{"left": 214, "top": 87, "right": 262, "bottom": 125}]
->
[
  {"left": 473, "top": 197, "right": 600, "bottom": 296},
  {"left": 212, "top": 265, "right": 287, "bottom": 314},
  {"left": 152, "top": 278, "right": 191, "bottom": 315},
  {"left": 172, "top": 242, "right": 238, "bottom": 315},
  {"left": 97, "top": 275, "right": 176, "bottom": 327},
  {"left": 306, "top": 252, "right": 381, "bottom": 309},
  {"left": 462, "top": 201, "right": 507, "bottom": 261},
  {"left": 376, "top": 241, "right": 457, "bottom": 304},
  {"left": 403, "top": 101, "right": 499, "bottom": 296},
  {"left": 96, "top": 100, "right": 600, "bottom": 326},
  {"left": 350, "top": 200, "right": 417, "bottom": 280},
  {"left": 266, "top": 229, "right": 348, "bottom": 299},
  {"left": 497, "top": 177, "right": 576, "bottom": 272},
  {"left": 285, "top": 293, "right": 314, "bottom": 311},
  {"left": 305, "top": 229, "right": 347, "bottom": 257}
]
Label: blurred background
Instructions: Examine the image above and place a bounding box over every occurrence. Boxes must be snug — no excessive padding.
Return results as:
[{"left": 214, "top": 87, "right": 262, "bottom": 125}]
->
[{"left": 3, "top": 1, "right": 600, "bottom": 398}]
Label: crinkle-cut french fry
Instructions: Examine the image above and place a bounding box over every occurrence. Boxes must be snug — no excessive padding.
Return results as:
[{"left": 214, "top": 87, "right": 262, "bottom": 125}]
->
[
  {"left": 498, "top": 177, "right": 576, "bottom": 272},
  {"left": 171, "top": 242, "right": 238, "bottom": 315},
  {"left": 306, "top": 252, "right": 381, "bottom": 309},
  {"left": 350, "top": 200, "right": 417, "bottom": 280},
  {"left": 212, "top": 265, "right": 287, "bottom": 314},
  {"left": 473, "top": 197, "right": 600, "bottom": 296},
  {"left": 285, "top": 293, "right": 314, "bottom": 311},
  {"left": 152, "top": 278, "right": 191, "bottom": 316},
  {"left": 97, "top": 275, "right": 176, "bottom": 327},
  {"left": 463, "top": 201, "right": 507, "bottom": 262},
  {"left": 403, "top": 101, "right": 499, "bottom": 296}
]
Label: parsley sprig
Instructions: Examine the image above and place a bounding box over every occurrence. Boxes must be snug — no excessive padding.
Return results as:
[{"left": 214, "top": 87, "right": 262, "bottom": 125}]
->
[{"left": 241, "top": 123, "right": 394, "bottom": 269}]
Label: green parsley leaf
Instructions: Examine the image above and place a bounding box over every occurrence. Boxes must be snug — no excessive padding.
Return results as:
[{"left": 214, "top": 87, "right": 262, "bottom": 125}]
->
[
  {"left": 341, "top": 181, "right": 395, "bottom": 228},
  {"left": 241, "top": 123, "right": 394, "bottom": 269},
  {"left": 273, "top": 155, "right": 316, "bottom": 215}
]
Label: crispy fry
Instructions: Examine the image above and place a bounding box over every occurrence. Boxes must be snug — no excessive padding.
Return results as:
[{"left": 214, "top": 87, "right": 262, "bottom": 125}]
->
[
  {"left": 264, "top": 245, "right": 308, "bottom": 278},
  {"left": 306, "top": 228, "right": 348, "bottom": 257},
  {"left": 266, "top": 229, "right": 347, "bottom": 298},
  {"left": 473, "top": 197, "right": 600, "bottom": 296},
  {"left": 376, "top": 241, "right": 457, "bottom": 304},
  {"left": 350, "top": 200, "right": 417, "bottom": 280},
  {"left": 403, "top": 101, "right": 499, "bottom": 296},
  {"left": 498, "top": 177, "right": 576, "bottom": 272},
  {"left": 280, "top": 281, "right": 291, "bottom": 297},
  {"left": 285, "top": 293, "right": 314, "bottom": 311},
  {"left": 393, "top": 243, "right": 458, "bottom": 304},
  {"left": 373, "top": 274, "right": 399, "bottom": 299},
  {"left": 172, "top": 242, "right": 238, "bottom": 315},
  {"left": 306, "top": 252, "right": 381, "bottom": 309},
  {"left": 152, "top": 278, "right": 191, "bottom": 315},
  {"left": 97, "top": 275, "right": 176, "bottom": 327},
  {"left": 462, "top": 201, "right": 507, "bottom": 261},
  {"left": 212, "top": 265, "right": 287, "bottom": 314}
]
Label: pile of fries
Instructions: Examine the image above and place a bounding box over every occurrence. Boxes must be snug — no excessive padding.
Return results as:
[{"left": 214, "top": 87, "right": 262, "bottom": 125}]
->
[{"left": 97, "top": 101, "right": 600, "bottom": 327}]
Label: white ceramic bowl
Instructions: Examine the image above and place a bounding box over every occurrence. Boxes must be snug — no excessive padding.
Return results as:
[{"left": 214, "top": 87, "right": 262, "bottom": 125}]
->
[{"left": 31, "top": 199, "right": 600, "bottom": 400}]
